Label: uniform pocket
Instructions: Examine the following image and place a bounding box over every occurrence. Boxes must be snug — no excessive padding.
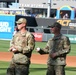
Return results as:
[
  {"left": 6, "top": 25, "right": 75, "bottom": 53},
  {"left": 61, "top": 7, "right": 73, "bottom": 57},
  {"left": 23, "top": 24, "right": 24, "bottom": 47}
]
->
[{"left": 13, "top": 53, "right": 29, "bottom": 64}]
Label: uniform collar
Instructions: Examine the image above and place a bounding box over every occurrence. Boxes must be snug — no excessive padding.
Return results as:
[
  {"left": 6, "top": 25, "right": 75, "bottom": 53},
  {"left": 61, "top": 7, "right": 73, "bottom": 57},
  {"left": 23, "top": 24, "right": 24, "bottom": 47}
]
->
[
  {"left": 19, "top": 31, "right": 28, "bottom": 37},
  {"left": 53, "top": 34, "right": 62, "bottom": 40}
]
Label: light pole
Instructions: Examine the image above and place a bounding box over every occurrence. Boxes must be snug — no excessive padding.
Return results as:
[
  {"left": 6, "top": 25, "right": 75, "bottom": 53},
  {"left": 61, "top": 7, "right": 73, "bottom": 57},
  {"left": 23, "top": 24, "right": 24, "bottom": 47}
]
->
[
  {"left": 47, "top": 0, "right": 57, "bottom": 18},
  {"left": 43, "top": 0, "right": 56, "bottom": 18},
  {"left": 47, "top": 0, "right": 51, "bottom": 18},
  {"left": 15, "top": 0, "right": 18, "bottom": 8},
  {"left": 15, "top": 0, "right": 17, "bottom": 3}
]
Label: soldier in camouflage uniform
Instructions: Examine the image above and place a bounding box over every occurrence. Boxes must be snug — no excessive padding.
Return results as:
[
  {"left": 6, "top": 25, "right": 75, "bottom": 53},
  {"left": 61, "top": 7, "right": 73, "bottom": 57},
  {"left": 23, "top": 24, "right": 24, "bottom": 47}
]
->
[
  {"left": 36, "top": 22, "right": 71, "bottom": 75},
  {"left": 6, "top": 18, "right": 35, "bottom": 75}
]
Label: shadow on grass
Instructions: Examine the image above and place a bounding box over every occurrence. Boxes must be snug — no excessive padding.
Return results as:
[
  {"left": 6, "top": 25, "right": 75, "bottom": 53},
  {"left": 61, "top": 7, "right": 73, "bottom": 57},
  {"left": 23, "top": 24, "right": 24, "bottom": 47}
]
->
[
  {"left": 30, "top": 67, "right": 46, "bottom": 72},
  {"left": 0, "top": 67, "right": 76, "bottom": 71},
  {"left": 0, "top": 73, "right": 5, "bottom": 75},
  {"left": 0, "top": 67, "right": 76, "bottom": 75},
  {"left": 65, "top": 67, "right": 76, "bottom": 71},
  {"left": 0, "top": 68, "right": 7, "bottom": 75},
  {"left": 30, "top": 67, "right": 76, "bottom": 72}
]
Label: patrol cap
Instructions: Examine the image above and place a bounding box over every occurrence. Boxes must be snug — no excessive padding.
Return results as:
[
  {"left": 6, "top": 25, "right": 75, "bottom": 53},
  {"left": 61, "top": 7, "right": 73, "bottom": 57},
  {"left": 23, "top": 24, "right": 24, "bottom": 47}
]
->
[
  {"left": 50, "top": 22, "right": 62, "bottom": 29},
  {"left": 16, "top": 18, "right": 27, "bottom": 24}
]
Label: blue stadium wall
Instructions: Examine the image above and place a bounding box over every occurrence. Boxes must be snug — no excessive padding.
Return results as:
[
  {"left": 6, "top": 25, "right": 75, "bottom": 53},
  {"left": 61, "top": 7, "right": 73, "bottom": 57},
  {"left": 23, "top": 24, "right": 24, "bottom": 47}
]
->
[
  {"left": 0, "top": 14, "right": 15, "bottom": 40},
  {"left": 0, "top": 15, "right": 76, "bottom": 43}
]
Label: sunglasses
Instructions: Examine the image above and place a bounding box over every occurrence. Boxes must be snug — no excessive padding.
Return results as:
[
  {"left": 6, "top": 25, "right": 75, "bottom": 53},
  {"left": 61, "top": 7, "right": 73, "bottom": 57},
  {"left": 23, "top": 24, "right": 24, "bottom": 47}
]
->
[
  {"left": 17, "top": 23, "right": 22, "bottom": 25},
  {"left": 51, "top": 26, "right": 54, "bottom": 28}
]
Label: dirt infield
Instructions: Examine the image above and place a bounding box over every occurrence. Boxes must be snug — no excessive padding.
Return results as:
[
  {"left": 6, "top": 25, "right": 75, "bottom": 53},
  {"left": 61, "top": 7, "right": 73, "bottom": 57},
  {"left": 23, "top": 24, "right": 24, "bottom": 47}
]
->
[{"left": 0, "top": 52, "right": 76, "bottom": 67}]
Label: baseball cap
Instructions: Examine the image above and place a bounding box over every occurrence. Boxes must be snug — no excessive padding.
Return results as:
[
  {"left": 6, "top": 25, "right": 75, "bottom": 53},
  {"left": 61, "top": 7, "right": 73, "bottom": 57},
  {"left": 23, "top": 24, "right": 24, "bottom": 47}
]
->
[
  {"left": 16, "top": 18, "right": 27, "bottom": 24},
  {"left": 50, "top": 22, "right": 62, "bottom": 29}
]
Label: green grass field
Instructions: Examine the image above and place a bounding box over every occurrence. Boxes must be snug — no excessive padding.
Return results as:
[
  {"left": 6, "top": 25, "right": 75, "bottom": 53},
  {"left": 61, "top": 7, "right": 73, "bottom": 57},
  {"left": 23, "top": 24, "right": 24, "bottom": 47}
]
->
[
  {"left": 0, "top": 40, "right": 76, "bottom": 75},
  {"left": 0, "top": 61, "right": 76, "bottom": 75},
  {"left": 0, "top": 40, "right": 76, "bottom": 56}
]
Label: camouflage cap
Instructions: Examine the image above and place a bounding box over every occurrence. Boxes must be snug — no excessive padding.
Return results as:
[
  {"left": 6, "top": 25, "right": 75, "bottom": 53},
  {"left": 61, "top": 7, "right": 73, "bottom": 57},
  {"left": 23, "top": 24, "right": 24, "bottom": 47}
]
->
[
  {"left": 50, "top": 22, "right": 62, "bottom": 29},
  {"left": 16, "top": 18, "right": 27, "bottom": 24}
]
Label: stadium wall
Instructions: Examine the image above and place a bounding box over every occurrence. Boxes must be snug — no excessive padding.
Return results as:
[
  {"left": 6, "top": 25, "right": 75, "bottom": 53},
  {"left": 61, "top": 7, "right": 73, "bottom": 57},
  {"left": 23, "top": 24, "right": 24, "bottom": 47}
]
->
[{"left": 0, "top": 15, "right": 76, "bottom": 43}]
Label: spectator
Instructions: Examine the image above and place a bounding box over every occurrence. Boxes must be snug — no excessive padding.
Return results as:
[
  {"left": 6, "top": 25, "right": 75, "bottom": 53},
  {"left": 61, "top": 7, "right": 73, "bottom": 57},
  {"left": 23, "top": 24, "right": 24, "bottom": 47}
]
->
[{"left": 63, "top": 13, "right": 69, "bottom": 19}]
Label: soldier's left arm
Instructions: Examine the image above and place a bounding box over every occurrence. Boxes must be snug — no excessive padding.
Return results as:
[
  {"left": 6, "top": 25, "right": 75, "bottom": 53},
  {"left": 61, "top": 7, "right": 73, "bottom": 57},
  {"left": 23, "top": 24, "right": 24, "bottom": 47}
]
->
[
  {"left": 55, "top": 36, "right": 71, "bottom": 56},
  {"left": 23, "top": 34, "right": 35, "bottom": 53}
]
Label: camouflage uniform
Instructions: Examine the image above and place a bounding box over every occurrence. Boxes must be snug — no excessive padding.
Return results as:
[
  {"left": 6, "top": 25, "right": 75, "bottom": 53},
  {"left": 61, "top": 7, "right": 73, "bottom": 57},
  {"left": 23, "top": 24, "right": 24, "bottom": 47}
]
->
[
  {"left": 38, "top": 34, "right": 71, "bottom": 75},
  {"left": 6, "top": 31, "right": 35, "bottom": 75}
]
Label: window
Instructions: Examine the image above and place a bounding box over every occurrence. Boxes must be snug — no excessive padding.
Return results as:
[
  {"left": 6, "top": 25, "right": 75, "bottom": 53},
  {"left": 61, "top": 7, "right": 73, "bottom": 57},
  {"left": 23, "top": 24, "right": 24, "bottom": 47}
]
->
[{"left": 60, "top": 10, "right": 71, "bottom": 19}]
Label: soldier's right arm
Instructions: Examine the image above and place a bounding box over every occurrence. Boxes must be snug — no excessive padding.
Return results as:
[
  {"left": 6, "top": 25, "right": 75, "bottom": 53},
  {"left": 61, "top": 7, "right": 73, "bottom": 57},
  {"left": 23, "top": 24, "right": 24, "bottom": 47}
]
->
[
  {"left": 10, "top": 37, "right": 14, "bottom": 47},
  {"left": 9, "top": 34, "right": 19, "bottom": 52},
  {"left": 37, "top": 46, "right": 49, "bottom": 54},
  {"left": 36, "top": 40, "right": 51, "bottom": 54},
  {"left": 8, "top": 36, "right": 15, "bottom": 51}
]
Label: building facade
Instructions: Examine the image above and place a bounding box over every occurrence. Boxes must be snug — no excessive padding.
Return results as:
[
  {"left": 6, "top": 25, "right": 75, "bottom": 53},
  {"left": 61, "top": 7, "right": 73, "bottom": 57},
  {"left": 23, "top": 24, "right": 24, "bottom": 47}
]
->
[
  {"left": 18, "top": 0, "right": 76, "bottom": 17},
  {"left": 19, "top": 0, "right": 76, "bottom": 9},
  {"left": 0, "top": 0, "right": 76, "bottom": 18},
  {"left": 0, "top": 0, "right": 19, "bottom": 8}
]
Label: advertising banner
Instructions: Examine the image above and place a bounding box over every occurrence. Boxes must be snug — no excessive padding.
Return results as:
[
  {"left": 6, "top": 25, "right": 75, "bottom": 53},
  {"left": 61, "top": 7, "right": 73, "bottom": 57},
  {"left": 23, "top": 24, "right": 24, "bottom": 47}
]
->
[
  {"left": 65, "top": 34, "right": 76, "bottom": 43},
  {"left": 32, "top": 33, "right": 43, "bottom": 42},
  {"left": 0, "top": 15, "right": 15, "bottom": 40}
]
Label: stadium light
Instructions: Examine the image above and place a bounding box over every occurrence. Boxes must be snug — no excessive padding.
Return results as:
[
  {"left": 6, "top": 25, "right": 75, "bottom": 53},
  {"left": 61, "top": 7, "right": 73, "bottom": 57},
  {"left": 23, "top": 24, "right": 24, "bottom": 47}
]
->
[{"left": 43, "top": 0, "right": 56, "bottom": 18}]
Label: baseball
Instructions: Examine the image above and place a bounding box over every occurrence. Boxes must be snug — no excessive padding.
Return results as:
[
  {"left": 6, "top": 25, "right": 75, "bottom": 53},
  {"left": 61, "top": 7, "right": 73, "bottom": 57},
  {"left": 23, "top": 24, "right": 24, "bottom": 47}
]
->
[
  {"left": 12, "top": 48, "right": 16, "bottom": 51},
  {"left": 36, "top": 47, "right": 40, "bottom": 51}
]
